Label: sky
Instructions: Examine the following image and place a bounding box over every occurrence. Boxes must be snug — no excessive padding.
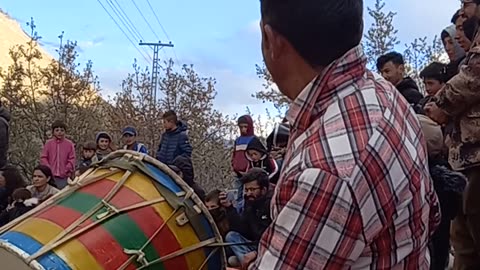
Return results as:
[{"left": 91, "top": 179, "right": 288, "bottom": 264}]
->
[{"left": 1, "top": 0, "right": 460, "bottom": 117}]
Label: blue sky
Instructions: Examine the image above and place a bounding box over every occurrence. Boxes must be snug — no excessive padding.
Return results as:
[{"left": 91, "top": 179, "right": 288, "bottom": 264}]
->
[{"left": 2, "top": 0, "right": 460, "bottom": 117}]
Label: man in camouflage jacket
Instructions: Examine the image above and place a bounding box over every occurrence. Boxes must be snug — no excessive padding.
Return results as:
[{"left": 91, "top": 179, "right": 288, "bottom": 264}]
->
[{"left": 426, "top": 1, "right": 480, "bottom": 268}]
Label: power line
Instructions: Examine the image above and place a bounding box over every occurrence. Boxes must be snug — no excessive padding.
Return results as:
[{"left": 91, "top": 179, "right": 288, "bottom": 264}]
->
[
  {"left": 145, "top": 0, "right": 170, "bottom": 41},
  {"left": 130, "top": 0, "right": 160, "bottom": 41},
  {"left": 105, "top": 0, "right": 141, "bottom": 42},
  {"left": 104, "top": 0, "right": 153, "bottom": 59},
  {"left": 143, "top": 0, "right": 181, "bottom": 66},
  {"left": 110, "top": 0, "right": 144, "bottom": 42},
  {"left": 96, "top": 0, "right": 151, "bottom": 63}
]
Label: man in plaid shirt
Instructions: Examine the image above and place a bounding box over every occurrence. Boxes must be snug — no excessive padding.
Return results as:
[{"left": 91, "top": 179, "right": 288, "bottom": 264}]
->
[{"left": 245, "top": 0, "right": 441, "bottom": 269}]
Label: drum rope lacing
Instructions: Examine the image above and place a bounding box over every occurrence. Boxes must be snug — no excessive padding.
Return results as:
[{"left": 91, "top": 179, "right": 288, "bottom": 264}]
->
[
  {"left": 7, "top": 152, "right": 227, "bottom": 269},
  {"left": 118, "top": 189, "right": 220, "bottom": 270},
  {"left": 26, "top": 168, "right": 134, "bottom": 263},
  {"left": 0, "top": 168, "right": 121, "bottom": 236}
]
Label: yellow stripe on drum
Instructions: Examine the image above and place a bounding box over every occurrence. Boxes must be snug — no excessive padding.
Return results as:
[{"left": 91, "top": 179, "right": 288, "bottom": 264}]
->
[
  {"left": 95, "top": 169, "right": 206, "bottom": 269},
  {"left": 13, "top": 217, "right": 103, "bottom": 270}
]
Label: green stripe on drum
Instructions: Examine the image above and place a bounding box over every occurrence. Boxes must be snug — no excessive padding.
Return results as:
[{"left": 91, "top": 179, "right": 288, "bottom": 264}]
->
[{"left": 58, "top": 192, "right": 164, "bottom": 270}]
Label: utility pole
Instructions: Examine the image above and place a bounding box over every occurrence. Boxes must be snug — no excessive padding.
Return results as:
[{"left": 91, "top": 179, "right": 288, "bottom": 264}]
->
[{"left": 139, "top": 41, "right": 174, "bottom": 108}]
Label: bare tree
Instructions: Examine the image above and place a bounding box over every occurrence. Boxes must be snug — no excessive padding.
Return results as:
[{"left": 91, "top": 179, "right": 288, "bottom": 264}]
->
[
  {"left": 109, "top": 59, "right": 238, "bottom": 191},
  {"left": 363, "top": 0, "right": 399, "bottom": 68},
  {"left": 0, "top": 19, "right": 106, "bottom": 177}
]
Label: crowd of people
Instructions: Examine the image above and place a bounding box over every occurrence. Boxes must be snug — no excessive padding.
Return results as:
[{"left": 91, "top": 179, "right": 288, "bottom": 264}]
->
[
  {"left": 0, "top": 0, "right": 480, "bottom": 269},
  {"left": 0, "top": 105, "right": 288, "bottom": 267}
]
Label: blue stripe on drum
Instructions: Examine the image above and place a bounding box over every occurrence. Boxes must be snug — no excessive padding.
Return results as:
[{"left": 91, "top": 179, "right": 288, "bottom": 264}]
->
[
  {"left": 146, "top": 163, "right": 183, "bottom": 194},
  {"left": 0, "top": 231, "right": 71, "bottom": 270},
  {"left": 199, "top": 215, "right": 222, "bottom": 270}
]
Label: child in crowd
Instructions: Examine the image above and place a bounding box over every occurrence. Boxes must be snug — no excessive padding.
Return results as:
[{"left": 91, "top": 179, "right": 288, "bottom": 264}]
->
[
  {"left": 121, "top": 126, "right": 148, "bottom": 154},
  {"left": 27, "top": 165, "right": 59, "bottom": 202},
  {"left": 0, "top": 188, "right": 38, "bottom": 226},
  {"left": 205, "top": 189, "right": 230, "bottom": 237},
  {"left": 245, "top": 136, "right": 279, "bottom": 181},
  {"left": 40, "top": 120, "right": 76, "bottom": 189},
  {"left": 96, "top": 131, "right": 116, "bottom": 160},
  {"left": 76, "top": 141, "right": 98, "bottom": 176},
  {"left": 156, "top": 110, "right": 192, "bottom": 165},
  {"left": 231, "top": 115, "right": 255, "bottom": 213}
]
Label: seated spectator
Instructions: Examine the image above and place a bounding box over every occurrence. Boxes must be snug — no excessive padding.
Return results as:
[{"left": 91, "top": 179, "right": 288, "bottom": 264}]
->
[
  {"left": 76, "top": 141, "right": 98, "bottom": 177},
  {"left": 168, "top": 156, "right": 206, "bottom": 201},
  {"left": 96, "top": 131, "right": 116, "bottom": 160},
  {"left": 27, "top": 165, "right": 59, "bottom": 202},
  {"left": 219, "top": 168, "right": 273, "bottom": 268},
  {"left": 418, "top": 114, "right": 466, "bottom": 270},
  {"left": 205, "top": 189, "right": 230, "bottom": 237},
  {"left": 0, "top": 165, "right": 26, "bottom": 211},
  {"left": 0, "top": 188, "right": 38, "bottom": 226},
  {"left": 121, "top": 126, "right": 148, "bottom": 154}
]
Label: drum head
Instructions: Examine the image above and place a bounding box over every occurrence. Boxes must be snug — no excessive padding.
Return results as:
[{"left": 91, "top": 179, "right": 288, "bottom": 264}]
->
[{"left": 0, "top": 248, "right": 33, "bottom": 270}]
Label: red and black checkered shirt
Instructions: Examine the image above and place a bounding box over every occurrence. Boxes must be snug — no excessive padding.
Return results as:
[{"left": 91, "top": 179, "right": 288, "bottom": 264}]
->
[{"left": 250, "top": 46, "right": 440, "bottom": 269}]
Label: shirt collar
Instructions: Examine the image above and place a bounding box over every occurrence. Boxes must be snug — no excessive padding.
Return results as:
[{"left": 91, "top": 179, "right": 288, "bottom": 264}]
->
[{"left": 286, "top": 45, "right": 367, "bottom": 133}]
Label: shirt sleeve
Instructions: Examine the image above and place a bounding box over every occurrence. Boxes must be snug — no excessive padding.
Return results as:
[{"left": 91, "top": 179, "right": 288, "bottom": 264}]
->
[{"left": 250, "top": 169, "right": 366, "bottom": 269}]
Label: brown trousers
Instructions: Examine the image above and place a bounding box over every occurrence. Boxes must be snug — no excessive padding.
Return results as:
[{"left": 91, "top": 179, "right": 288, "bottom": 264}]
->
[{"left": 451, "top": 167, "right": 480, "bottom": 270}]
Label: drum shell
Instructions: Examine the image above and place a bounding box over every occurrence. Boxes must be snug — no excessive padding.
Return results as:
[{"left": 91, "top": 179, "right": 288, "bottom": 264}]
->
[{"left": 0, "top": 151, "right": 226, "bottom": 270}]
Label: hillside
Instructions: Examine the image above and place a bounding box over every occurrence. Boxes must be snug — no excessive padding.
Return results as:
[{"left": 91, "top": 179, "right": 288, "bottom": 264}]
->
[{"left": 0, "top": 10, "right": 53, "bottom": 74}]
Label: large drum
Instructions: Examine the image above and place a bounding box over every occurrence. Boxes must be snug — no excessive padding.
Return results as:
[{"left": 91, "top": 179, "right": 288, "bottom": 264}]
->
[{"left": 0, "top": 151, "right": 226, "bottom": 269}]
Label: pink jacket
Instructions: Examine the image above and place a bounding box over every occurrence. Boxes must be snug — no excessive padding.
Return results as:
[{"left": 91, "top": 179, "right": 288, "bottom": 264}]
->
[{"left": 40, "top": 138, "right": 76, "bottom": 178}]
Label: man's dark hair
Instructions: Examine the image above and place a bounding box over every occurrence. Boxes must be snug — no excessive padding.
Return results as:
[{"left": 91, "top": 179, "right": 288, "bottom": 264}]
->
[
  {"left": 205, "top": 189, "right": 221, "bottom": 204},
  {"left": 51, "top": 120, "right": 66, "bottom": 131},
  {"left": 420, "top": 62, "right": 447, "bottom": 83},
  {"left": 241, "top": 168, "right": 269, "bottom": 189},
  {"left": 162, "top": 110, "right": 177, "bottom": 122},
  {"left": 260, "top": 0, "right": 363, "bottom": 68},
  {"left": 451, "top": 9, "right": 461, "bottom": 24},
  {"left": 376, "top": 51, "right": 405, "bottom": 71}
]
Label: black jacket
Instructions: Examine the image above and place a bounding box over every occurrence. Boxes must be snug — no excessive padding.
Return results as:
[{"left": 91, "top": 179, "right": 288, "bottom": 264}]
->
[
  {"left": 156, "top": 121, "right": 192, "bottom": 165},
  {"left": 396, "top": 77, "right": 424, "bottom": 113},
  {"left": 0, "top": 198, "right": 38, "bottom": 226},
  {"left": 226, "top": 190, "right": 273, "bottom": 243},
  {"left": 0, "top": 106, "right": 10, "bottom": 169}
]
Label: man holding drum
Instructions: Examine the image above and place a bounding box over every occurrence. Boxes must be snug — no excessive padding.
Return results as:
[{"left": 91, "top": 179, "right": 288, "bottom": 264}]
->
[{"left": 247, "top": 0, "right": 440, "bottom": 269}]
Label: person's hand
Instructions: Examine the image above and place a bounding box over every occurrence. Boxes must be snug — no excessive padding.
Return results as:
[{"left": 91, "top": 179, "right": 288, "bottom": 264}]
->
[
  {"left": 219, "top": 191, "right": 232, "bottom": 208},
  {"left": 424, "top": 102, "right": 449, "bottom": 125},
  {"left": 241, "top": 251, "right": 257, "bottom": 269}
]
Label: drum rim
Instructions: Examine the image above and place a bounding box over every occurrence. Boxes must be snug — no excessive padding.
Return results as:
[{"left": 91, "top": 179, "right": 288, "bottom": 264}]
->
[
  {"left": 100, "top": 150, "right": 228, "bottom": 268},
  {"left": 0, "top": 240, "right": 44, "bottom": 270}
]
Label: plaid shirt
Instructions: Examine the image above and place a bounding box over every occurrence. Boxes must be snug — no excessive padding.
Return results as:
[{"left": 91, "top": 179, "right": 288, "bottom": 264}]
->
[{"left": 250, "top": 46, "right": 440, "bottom": 269}]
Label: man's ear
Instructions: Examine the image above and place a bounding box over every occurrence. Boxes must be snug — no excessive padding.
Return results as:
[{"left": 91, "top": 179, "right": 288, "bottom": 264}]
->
[
  {"left": 263, "top": 24, "right": 284, "bottom": 61},
  {"left": 399, "top": 64, "right": 405, "bottom": 74}
]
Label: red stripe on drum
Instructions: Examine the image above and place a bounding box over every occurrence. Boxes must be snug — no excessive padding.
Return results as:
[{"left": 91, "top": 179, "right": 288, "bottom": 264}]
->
[
  {"left": 79, "top": 179, "right": 189, "bottom": 269},
  {"left": 34, "top": 205, "right": 137, "bottom": 270}
]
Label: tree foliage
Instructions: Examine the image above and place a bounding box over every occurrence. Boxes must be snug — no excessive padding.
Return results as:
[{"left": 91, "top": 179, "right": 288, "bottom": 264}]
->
[
  {"left": 107, "top": 59, "right": 237, "bottom": 191},
  {"left": 0, "top": 19, "right": 105, "bottom": 176},
  {"left": 363, "top": 0, "right": 399, "bottom": 68}
]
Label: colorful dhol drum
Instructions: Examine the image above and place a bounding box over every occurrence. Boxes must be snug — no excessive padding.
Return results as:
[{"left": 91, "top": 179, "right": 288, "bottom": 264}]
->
[{"left": 0, "top": 151, "right": 226, "bottom": 270}]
